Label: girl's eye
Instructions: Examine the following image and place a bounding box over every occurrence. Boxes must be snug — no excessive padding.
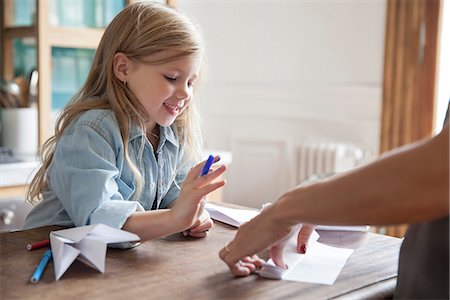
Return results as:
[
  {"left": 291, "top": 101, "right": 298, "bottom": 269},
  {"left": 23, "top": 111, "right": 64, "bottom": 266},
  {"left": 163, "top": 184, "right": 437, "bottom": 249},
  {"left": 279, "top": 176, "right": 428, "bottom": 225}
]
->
[{"left": 164, "top": 75, "right": 176, "bottom": 81}]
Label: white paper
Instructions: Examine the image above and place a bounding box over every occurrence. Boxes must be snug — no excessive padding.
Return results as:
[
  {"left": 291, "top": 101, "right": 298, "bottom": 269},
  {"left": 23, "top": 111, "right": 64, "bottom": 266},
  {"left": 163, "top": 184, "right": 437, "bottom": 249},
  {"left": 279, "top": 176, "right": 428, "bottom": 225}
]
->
[
  {"left": 205, "top": 202, "right": 259, "bottom": 227},
  {"left": 315, "top": 225, "right": 370, "bottom": 232},
  {"left": 50, "top": 224, "right": 140, "bottom": 280},
  {"left": 205, "top": 202, "right": 369, "bottom": 232},
  {"left": 258, "top": 229, "right": 353, "bottom": 285}
]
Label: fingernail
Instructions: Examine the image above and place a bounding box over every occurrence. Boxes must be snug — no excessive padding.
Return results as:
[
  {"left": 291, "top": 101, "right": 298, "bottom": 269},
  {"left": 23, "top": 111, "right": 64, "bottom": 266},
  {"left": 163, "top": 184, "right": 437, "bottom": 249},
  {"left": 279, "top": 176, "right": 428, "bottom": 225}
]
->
[
  {"left": 299, "top": 244, "right": 307, "bottom": 254},
  {"left": 182, "top": 231, "right": 188, "bottom": 237}
]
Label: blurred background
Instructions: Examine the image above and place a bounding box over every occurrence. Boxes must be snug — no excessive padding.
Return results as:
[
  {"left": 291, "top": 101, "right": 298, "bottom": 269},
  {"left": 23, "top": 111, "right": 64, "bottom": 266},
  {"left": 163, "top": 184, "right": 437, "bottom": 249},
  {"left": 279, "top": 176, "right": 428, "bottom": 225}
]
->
[{"left": 0, "top": 0, "right": 448, "bottom": 235}]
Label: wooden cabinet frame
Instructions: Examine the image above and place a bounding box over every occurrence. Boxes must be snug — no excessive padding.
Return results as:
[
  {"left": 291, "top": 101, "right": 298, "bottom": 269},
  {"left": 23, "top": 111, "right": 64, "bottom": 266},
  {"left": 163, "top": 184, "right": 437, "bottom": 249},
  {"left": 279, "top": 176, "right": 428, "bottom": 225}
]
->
[
  {"left": 1, "top": 0, "right": 173, "bottom": 147},
  {"left": 380, "top": 0, "right": 441, "bottom": 237},
  {"left": 0, "top": 0, "right": 172, "bottom": 199}
]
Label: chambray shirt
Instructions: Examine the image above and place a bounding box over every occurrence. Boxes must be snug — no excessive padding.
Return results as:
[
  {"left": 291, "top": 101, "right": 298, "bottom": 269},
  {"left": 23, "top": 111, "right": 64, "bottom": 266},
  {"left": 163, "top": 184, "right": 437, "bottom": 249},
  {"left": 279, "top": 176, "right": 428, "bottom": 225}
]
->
[{"left": 24, "top": 109, "right": 193, "bottom": 230}]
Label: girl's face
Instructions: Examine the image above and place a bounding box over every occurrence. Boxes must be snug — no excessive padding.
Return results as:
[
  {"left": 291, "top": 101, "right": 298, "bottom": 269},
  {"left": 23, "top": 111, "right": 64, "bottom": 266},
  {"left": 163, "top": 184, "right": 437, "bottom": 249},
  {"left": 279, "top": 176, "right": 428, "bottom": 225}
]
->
[{"left": 125, "top": 52, "right": 201, "bottom": 131}]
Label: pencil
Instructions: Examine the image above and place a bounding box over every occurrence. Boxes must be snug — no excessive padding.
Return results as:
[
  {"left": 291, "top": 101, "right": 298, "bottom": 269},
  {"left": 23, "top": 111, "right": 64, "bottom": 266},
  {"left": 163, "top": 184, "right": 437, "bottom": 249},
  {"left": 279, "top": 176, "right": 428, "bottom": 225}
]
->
[
  {"left": 30, "top": 249, "right": 52, "bottom": 283},
  {"left": 27, "top": 239, "right": 50, "bottom": 251}
]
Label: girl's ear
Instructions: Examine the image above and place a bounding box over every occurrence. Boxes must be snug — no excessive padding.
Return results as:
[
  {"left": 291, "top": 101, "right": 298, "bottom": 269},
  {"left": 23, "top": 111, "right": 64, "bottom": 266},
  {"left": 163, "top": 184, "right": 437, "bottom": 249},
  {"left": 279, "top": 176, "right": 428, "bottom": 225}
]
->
[{"left": 113, "top": 52, "right": 129, "bottom": 83}]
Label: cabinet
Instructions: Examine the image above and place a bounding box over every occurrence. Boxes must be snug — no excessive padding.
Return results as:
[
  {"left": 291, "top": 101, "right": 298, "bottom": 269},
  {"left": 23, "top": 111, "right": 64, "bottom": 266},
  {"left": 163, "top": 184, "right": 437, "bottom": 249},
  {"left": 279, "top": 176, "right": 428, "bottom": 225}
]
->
[{"left": 0, "top": 0, "right": 172, "bottom": 198}]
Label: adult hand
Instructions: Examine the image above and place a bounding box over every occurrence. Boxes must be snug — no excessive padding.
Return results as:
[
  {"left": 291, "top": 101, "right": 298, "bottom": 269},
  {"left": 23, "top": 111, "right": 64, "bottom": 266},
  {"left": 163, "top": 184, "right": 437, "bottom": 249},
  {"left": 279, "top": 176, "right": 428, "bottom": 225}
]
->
[
  {"left": 171, "top": 156, "right": 226, "bottom": 231},
  {"left": 266, "top": 223, "right": 315, "bottom": 269},
  {"left": 296, "top": 224, "right": 315, "bottom": 254},
  {"left": 183, "top": 209, "right": 214, "bottom": 238},
  {"left": 218, "top": 202, "right": 297, "bottom": 276}
]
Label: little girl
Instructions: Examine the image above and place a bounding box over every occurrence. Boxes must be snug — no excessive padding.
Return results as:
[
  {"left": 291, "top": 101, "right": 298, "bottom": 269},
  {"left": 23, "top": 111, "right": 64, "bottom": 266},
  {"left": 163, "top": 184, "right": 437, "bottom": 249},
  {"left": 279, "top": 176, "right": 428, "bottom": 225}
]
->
[{"left": 24, "top": 2, "right": 226, "bottom": 242}]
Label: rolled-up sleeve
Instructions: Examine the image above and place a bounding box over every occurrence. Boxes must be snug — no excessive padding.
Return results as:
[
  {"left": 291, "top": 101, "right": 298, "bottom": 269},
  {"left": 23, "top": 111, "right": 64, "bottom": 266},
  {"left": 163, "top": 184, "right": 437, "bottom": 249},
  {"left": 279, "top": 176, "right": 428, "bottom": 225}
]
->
[{"left": 50, "top": 123, "right": 142, "bottom": 229}]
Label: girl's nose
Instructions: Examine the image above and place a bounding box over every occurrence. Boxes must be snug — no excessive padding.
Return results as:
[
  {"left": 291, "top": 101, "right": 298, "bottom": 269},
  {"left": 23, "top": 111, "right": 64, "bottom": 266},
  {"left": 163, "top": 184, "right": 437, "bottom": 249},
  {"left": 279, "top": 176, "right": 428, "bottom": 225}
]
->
[{"left": 175, "top": 85, "right": 190, "bottom": 100}]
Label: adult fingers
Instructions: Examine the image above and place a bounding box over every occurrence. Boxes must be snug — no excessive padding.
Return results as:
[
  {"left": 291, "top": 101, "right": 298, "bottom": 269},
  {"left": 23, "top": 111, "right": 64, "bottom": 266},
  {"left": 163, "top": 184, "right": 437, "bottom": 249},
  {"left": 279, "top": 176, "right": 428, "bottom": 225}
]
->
[
  {"left": 269, "top": 238, "right": 289, "bottom": 269},
  {"left": 297, "top": 224, "right": 316, "bottom": 254},
  {"left": 241, "top": 255, "right": 265, "bottom": 269},
  {"left": 218, "top": 247, "right": 254, "bottom": 277}
]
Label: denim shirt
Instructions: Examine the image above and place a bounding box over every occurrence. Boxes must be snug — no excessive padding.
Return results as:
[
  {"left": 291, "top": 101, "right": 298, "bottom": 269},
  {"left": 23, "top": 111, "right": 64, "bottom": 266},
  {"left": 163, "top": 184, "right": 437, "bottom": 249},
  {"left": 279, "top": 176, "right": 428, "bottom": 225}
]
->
[{"left": 24, "top": 109, "right": 193, "bottom": 230}]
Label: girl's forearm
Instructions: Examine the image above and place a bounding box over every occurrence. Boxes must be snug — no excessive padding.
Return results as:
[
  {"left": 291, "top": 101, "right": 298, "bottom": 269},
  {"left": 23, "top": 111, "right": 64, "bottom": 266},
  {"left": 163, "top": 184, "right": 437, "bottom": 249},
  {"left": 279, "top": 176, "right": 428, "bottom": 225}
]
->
[
  {"left": 276, "top": 125, "right": 449, "bottom": 227},
  {"left": 122, "top": 209, "right": 181, "bottom": 241}
]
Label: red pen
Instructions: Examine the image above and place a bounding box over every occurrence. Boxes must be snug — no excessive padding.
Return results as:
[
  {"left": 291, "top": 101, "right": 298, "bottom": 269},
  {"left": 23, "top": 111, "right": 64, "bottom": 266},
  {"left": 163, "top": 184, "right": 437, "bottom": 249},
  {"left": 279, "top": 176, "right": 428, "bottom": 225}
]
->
[{"left": 26, "top": 239, "right": 50, "bottom": 251}]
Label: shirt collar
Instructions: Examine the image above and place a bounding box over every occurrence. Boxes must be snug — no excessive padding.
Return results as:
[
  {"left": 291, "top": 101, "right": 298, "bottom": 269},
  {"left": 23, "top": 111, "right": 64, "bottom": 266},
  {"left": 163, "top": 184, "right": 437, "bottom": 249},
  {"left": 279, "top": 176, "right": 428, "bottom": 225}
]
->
[
  {"left": 159, "top": 125, "right": 179, "bottom": 147},
  {"left": 129, "top": 122, "right": 179, "bottom": 148}
]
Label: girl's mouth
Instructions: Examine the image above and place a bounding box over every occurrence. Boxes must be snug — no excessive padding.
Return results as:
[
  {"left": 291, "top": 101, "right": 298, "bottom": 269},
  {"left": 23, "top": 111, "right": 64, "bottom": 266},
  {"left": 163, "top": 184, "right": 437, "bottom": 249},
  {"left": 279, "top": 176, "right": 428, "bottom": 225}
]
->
[{"left": 163, "top": 103, "right": 182, "bottom": 115}]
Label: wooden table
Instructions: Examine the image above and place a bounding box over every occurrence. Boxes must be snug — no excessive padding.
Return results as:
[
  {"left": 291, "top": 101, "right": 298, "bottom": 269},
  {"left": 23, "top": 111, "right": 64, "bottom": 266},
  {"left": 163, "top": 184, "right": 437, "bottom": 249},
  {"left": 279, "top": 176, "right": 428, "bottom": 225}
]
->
[{"left": 0, "top": 222, "right": 402, "bottom": 299}]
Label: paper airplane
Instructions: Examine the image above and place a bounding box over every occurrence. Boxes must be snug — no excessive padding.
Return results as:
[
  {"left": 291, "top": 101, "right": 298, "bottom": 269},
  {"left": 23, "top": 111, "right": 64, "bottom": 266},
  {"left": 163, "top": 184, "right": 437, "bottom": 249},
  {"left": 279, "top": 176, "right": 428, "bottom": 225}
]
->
[{"left": 49, "top": 224, "right": 140, "bottom": 280}]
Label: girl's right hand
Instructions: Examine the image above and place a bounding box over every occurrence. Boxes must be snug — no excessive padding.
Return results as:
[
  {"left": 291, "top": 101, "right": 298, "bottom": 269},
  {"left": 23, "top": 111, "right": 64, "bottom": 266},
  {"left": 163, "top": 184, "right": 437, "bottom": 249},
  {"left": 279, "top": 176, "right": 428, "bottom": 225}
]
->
[{"left": 171, "top": 156, "right": 227, "bottom": 231}]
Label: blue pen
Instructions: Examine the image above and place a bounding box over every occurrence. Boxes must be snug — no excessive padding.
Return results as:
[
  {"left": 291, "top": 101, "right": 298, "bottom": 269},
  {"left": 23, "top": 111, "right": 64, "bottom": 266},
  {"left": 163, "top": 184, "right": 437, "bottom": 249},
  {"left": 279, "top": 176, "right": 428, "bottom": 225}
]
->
[
  {"left": 201, "top": 154, "right": 215, "bottom": 176},
  {"left": 30, "top": 249, "right": 52, "bottom": 283}
]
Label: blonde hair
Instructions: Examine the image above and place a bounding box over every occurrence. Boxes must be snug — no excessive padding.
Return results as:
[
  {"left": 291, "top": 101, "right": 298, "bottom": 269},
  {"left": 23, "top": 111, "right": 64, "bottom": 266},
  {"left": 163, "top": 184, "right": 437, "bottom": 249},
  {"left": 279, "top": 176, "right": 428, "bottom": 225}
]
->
[{"left": 28, "top": 2, "right": 204, "bottom": 204}]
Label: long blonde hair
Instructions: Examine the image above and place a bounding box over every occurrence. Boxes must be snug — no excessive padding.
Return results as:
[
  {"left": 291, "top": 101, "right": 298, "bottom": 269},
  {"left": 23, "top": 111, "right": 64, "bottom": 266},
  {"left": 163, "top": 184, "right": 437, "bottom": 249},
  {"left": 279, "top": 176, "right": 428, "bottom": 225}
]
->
[{"left": 28, "top": 2, "right": 204, "bottom": 204}]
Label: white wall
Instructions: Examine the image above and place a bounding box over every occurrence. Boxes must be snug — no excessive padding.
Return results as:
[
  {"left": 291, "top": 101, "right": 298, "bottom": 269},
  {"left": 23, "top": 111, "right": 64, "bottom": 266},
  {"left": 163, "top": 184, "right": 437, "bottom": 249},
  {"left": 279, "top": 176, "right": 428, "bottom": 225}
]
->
[{"left": 177, "top": 1, "right": 387, "bottom": 207}]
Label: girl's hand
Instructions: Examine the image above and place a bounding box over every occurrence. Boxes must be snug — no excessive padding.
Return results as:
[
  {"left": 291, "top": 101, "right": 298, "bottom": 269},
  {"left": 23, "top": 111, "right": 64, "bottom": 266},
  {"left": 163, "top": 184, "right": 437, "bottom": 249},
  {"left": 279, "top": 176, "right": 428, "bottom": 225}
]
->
[
  {"left": 171, "top": 156, "right": 226, "bottom": 232},
  {"left": 182, "top": 210, "right": 213, "bottom": 238}
]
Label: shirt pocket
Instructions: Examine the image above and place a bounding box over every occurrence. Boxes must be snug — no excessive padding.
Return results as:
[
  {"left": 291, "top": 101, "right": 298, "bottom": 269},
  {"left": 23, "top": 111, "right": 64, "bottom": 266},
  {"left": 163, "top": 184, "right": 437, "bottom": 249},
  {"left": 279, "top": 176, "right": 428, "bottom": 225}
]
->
[{"left": 116, "top": 177, "right": 136, "bottom": 200}]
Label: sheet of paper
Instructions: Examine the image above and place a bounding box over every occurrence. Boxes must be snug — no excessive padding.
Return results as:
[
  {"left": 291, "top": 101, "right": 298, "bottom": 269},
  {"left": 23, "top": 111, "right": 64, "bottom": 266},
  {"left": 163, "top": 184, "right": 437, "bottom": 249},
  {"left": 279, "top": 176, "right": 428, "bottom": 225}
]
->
[
  {"left": 50, "top": 224, "right": 140, "bottom": 280},
  {"left": 206, "top": 202, "right": 369, "bottom": 232},
  {"left": 316, "top": 225, "right": 370, "bottom": 232},
  {"left": 258, "top": 229, "right": 353, "bottom": 285},
  {"left": 205, "top": 202, "right": 259, "bottom": 227},
  {"left": 281, "top": 243, "right": 354, "bottom": 284}
]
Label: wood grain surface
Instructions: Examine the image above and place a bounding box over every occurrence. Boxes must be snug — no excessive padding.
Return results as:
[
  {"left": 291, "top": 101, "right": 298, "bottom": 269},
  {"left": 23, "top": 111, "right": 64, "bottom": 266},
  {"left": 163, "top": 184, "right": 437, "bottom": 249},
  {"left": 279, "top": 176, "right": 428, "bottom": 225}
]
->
[{"left": 0, "top": 223, "right": 402, "bottom": 299}]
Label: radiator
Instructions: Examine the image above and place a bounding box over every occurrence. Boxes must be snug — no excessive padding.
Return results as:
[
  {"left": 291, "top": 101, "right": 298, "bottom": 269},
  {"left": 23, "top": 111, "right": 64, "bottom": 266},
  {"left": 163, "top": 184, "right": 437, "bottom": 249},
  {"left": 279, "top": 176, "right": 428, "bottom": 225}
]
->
[{"left": 297, "top": 141, "right": 368, "bottom": 184}]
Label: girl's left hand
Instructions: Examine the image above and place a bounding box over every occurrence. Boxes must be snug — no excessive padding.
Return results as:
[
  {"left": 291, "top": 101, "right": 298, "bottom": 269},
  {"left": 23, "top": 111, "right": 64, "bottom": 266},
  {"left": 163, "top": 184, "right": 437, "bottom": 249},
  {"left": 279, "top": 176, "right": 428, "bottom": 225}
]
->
[
  {"left": 183, "top": 210, "right": 213, "bottom": 238},
  {"left": 170, "top": 155, "right": 226, "bottom": 232}
]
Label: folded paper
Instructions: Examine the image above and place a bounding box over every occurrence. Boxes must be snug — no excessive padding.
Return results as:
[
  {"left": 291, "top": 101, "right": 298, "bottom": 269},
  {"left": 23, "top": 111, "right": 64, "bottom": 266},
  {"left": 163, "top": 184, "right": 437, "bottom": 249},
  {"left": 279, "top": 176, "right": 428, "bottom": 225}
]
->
[
  {"left": 258, "top": 228, "right": 354, "bottom": 285},
  {"left": 49, "top": 224, "right": 140, "bottom": 280}
]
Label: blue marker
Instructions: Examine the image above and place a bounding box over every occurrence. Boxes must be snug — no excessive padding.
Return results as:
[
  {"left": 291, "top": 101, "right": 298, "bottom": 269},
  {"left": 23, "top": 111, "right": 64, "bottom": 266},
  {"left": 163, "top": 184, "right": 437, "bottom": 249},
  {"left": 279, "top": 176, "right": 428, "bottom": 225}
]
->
[
  {"left": 201, "top": 154, "right": 215, "bottom": 176},
  {"left": 30, "top": 249, "right": 52, "bottom": 283}
]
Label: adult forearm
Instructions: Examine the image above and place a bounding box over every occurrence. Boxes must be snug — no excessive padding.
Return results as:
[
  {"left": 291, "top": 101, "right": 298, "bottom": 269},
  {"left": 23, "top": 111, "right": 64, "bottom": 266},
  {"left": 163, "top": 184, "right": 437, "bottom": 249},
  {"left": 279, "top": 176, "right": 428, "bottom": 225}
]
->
[{"left": 277, "top": 126, "right": 449, "bottom": 226}]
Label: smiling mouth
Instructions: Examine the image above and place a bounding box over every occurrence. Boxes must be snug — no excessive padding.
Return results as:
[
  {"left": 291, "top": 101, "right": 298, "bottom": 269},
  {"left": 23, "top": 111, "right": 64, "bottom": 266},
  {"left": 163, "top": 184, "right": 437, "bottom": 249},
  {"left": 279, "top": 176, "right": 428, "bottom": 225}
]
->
[{"left": 163, "top": 103, "right": 183, "bottom": 115}]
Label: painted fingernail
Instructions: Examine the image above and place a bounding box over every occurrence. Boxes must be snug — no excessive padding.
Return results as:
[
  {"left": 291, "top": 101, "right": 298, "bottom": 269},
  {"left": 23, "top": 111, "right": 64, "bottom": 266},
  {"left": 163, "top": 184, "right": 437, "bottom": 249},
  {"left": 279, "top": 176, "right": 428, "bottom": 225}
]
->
[{"left": 299, "top": 244, "right": 307, "bottom": 254}]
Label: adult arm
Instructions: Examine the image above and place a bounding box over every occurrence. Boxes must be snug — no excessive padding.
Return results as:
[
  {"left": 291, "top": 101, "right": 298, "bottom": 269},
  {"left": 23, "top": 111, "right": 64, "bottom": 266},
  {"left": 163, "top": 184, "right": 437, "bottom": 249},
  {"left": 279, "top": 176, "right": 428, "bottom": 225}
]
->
[
  {"left": 280, "top": 121, "right": 448, "bottom": 226},
  {"left": 220, "top": 121, "right": 449, "bottom": 275}
]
